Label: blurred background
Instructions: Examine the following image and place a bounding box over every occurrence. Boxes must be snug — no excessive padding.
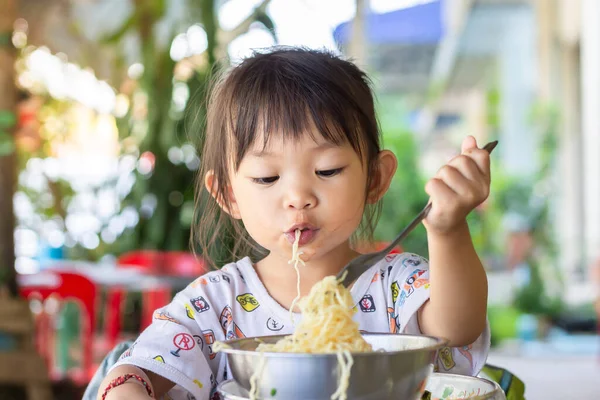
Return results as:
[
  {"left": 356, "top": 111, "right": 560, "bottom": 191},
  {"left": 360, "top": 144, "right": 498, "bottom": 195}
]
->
[{"left": 0, "top": 0, "right": 598, "bottom": 398}]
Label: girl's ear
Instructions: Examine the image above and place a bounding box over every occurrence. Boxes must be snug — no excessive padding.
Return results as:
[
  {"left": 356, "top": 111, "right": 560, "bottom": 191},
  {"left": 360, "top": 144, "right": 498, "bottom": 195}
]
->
[
  {"left": 367, "top": 150, "right": 397, "bottom": 204},
  {"left": 204, "top": 170, "right": 242, "bottom": 219}
]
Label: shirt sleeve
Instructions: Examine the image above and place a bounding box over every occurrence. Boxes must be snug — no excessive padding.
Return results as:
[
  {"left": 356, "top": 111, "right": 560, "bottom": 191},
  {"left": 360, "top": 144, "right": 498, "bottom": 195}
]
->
[
  {"left": 110, "top": 284, "right": 222, "bottom": 400},
  {"left": 389, "top": 253, "right": 491, "bottom": 376}
]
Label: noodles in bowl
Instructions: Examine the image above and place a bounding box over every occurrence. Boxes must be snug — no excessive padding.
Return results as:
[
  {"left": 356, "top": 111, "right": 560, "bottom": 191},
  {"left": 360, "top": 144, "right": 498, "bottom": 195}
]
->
[
  {"left": 214, "top": 232, "right": 446, "bottom": 399},
  {"left": 214, "top": 272, "right": 375, "bottom": 399},
  {"left": 254, "top": 274, "right": 372, "bottom": 399}
]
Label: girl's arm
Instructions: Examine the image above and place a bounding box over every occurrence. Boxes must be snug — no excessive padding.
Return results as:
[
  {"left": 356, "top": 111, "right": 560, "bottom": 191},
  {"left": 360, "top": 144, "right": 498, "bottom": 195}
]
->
[
  {"left": 417, "top": 136, "right": 491, "bottom": 347},
  {"left": 97, "top": 364, "right": 175, "bottom": 400},
  {"left": 418, "top": 222, "right": 488, "bottom": 347}
]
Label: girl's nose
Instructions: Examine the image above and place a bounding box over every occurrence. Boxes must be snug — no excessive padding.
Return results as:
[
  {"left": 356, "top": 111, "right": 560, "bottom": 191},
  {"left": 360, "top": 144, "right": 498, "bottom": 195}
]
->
[{"left": 284, "top": 186, "right": 317, "bottom": 210}]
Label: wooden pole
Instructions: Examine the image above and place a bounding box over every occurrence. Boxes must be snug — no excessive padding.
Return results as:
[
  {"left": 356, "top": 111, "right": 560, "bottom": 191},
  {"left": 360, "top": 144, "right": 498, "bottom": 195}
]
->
[{"left": 0, "top": 0, "right": 18, "bottom": 296}]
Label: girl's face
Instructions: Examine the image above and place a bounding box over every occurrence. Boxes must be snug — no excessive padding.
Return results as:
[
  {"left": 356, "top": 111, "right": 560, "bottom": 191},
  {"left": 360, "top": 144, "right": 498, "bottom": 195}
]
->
[{"left": 227, "top": 131, "right": 371, "bottom": 263}]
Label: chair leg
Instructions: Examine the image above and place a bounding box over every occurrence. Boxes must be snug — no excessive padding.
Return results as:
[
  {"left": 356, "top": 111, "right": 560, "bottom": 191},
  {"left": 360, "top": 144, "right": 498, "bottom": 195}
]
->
[
  {"left": 141, "top": 287, "right": 171, "bottom": 331},
  {"left": 104, "top": 288, "right": 125, "bottom": 351}
]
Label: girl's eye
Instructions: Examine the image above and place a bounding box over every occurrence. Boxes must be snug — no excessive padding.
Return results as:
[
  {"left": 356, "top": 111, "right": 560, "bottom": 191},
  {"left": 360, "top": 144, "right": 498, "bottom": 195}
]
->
[
  {"left": 316, "top": 168, "right": 344, "bottom": 177},
  {"left": 252, "top": 176, "right": 279, "bottom": 185}
]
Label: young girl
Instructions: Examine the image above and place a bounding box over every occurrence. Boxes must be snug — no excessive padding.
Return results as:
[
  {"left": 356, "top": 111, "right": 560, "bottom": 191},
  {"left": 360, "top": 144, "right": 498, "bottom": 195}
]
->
[{"left": 98, "top": 47, "right": 491, "bottom": 400}]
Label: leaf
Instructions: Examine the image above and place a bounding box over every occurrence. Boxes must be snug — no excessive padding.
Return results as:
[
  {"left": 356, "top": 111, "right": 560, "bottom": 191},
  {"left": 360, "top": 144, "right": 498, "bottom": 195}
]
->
[
  {"left": 254, "top": 11, "right": 277, "bottom": 42},
  {"left": 0, "top": 111, "right": 16, "bottom": 129},
  {"left": 0, "top": 131, "right": 15, "bottom": 156},
  {"left": 150, "top": 0, "right": 167, "bottom": 18},
  {"left": 218, "top": 0, "right": 272, "bottom": 46},
  {"left": 100, "top": 14, "right": 138, "bottom": 44}
]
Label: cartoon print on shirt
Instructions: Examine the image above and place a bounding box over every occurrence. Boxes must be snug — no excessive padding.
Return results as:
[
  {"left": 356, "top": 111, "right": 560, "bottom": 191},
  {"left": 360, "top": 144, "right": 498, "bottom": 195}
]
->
[
  {"left": 153, "top": 355, "right": 165, "bottom": 363},
  {"left": 371, "top": 272, "right": 379, "bottom": 283},
  {"left": 458, "top": 344, "right": 474, "bottom": 370},
  {"left": 154, "top": 310, "right": 182, "bottom": 325},
  {"left": 359, "top": 294, "right": 376, "bottom": 312},
  {"left": 118, "top": 341, "right": 137, "bottom": 360},
  {"left": 387, "top": 307, "right": 399, "bottom": 333},
  {"left": 235, "top": 266, "right": 246, "bottom": 283},
  {"left": 397, "top": 269, "right": 429, "bottom": 306},
  {"left": 209, "top": 275, "right": 221, "bottom": 283},
  {"left": 401, "top": 254, "right": 423, "bottom": 268},
  {"left": 202, "top": 329, "right": 216, "bottom": 359},
  {"left": 170, "top": 333, "right": 196, "bottom": 357},
  {"left": 266, "top": 317, "right": 284, "bottom": 331},
  {"left": 191, "top": 277, "right": 208, "bottom": 288},
  {"left": 385, "top": 254, "right": 398, "bottom": 263},
  {"left": 193, "top": 334, "right": 203, "bottom": 349},
  {"left": 185, "top": 303, "right": 195, "bottom": 320},
  {"left": 438, "top": 347, "right": 456, "bottom": 370},
  {"left": 190, "top": 296, "right": 210, "bottom": 313},
  {"left": 391, "top": 281, "right": 400, "bottom": 304},
  {"left": 220, "top": 306, "right": 245, "bottom": 340},
  {"left": 236, "top": 293, "right": 260, "bottom": 312},
  {"left": 222, "top": 274, "right": 231, "bottom": 284}
]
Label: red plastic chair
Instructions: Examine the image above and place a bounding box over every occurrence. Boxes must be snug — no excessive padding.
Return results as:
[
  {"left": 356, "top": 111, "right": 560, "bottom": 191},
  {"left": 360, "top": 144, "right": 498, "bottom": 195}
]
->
[
  {"left": 103, "top": 250, "right": 166, "bottom": 350},
  {"left": 162, "top": 251, "right": 207, "bottom": 276},
  {"left": 104, "top": 250, "right": 207, "bottom": 350},
  {"left": 116, "top": 250, "right": 163, "bottom": 273},
  {"left": 355, "top": 241, "right": 403, "bottom": 255},
  {"left": 18, "top": 270, "right": 97, "bottom": 384},
  {"left": 373, "top": 241, "right": 402, "bottom": 254}
]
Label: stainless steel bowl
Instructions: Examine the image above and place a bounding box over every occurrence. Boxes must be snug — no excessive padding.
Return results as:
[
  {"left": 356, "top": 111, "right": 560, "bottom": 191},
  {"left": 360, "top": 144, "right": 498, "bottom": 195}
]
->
[
  {"left": 217, "top": 380, "right": 250, "bottom": 400},
  {"left": 217, "top": 333, "right": 447, "bottom": 400},
  {"left": 424, "top": 373, "right": 506, "bottom": 400}
]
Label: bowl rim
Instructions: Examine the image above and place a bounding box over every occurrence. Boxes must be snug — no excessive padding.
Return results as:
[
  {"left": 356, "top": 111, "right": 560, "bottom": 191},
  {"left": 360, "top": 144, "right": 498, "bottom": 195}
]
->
[
  {"left": 217, "top": 379, "right": 249, "bottom": 400},
  {"left": 217, "top": 374, "right": 504, "bottom": 400},
  {"left": 426, "top": 372, "right": 505, "bottom": 399},
  {"left": 217, "top": 332, "right": 449, "bottom": 358}
]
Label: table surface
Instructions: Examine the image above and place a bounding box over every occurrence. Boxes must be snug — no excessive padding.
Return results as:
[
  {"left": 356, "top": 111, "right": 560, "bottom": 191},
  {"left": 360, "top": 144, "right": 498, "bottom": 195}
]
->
[{"left": 17, "top": 260, "right": 196, "bottom": 291}]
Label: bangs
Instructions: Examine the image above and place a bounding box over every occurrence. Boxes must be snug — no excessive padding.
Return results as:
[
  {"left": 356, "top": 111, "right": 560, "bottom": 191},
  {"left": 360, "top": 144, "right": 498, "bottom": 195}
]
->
[{"left": 222, "top": 49, "right": 380, "bottom": 168}]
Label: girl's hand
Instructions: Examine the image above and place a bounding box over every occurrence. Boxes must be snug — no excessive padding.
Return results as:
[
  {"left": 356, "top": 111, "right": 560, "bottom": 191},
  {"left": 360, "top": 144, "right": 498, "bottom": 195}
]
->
[{"left": 423, "top": 136, "right": 491, "bottom": 235}]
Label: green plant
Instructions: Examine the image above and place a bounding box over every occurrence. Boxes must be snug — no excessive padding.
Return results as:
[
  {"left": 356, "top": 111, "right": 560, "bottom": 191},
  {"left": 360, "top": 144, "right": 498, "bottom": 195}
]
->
[
  {"left": 512, "top": 258, "right": 563, "bottom": 316},
  {"left": 103, "top": 0, "right": 275, "bottom": 261},
  {"left": 509, "top": 101, "right": 564, "bottom": 317},
  {"left": 376, "top": 126, "right": 429, "bottom": 257}
]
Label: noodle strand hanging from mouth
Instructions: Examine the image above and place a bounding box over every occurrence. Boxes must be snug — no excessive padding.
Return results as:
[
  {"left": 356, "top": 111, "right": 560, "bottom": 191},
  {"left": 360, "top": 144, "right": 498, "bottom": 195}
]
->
[{"left": 288, "top": 229, "right": 305, "bottom": 324}]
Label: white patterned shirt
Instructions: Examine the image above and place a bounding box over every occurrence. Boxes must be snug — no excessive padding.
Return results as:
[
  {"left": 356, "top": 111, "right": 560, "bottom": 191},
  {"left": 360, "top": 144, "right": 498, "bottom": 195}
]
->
[{"left": 111, "top": 253, "right": 490, "bottom": 400}]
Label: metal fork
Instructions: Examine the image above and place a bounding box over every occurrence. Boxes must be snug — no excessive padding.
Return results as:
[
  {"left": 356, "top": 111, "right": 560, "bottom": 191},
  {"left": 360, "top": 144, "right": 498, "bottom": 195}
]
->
[{"left": 336, "top": 140, "right": 498, "bottom": 287}]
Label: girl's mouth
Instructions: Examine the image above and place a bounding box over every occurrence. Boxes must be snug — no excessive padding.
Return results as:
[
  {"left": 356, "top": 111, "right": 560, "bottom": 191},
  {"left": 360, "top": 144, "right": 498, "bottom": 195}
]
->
[{"left": 284, "top": 227, "right": 319, "bottom": 246}]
